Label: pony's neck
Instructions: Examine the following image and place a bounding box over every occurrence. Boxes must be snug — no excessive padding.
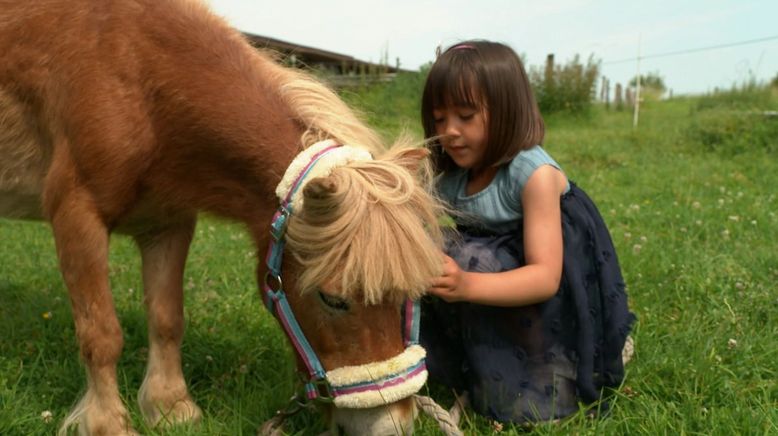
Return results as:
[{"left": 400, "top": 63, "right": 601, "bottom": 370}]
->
[{"left": 146, "top": 43, "right": 302, "bottom": 243}]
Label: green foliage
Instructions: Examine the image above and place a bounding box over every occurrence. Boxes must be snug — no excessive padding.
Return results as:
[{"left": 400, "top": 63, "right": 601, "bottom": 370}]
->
[
  {"left": 338, "top": 71, "right": 427, "bottom": 141},
  {"left": 687, "top": 84, "right": 778, "bottom": 154},
  {"left": 695, "top": 81, "right": 776, "bottom": 111},
  {"left": 772, "top": 72, "right": 778, "bottom": 88},
  {"left": 529, "top": 54, "right": 600, "bottom": 114},
  {"left": 629, "top": 71, "right": 667, "bottom": 100},
  {"left": 629, "top": 72, "right": 666, "bottom": 92}
]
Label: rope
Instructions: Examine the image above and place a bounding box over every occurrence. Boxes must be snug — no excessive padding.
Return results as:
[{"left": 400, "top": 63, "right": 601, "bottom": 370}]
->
[
  {"left": 414, "top": 395, "right": 464, "bottom": 436},
  {"left": 259, "top": 395, "right": 465, "bottom": 436}
]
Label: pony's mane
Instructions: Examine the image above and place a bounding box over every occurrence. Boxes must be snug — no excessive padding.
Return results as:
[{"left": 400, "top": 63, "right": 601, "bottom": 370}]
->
[
  {"left": 262, "top": 55, "right": 384, "bottom": 154},
  {"left": 284, "top": 146, "right": 444, "bottom": 304},
  {"left": 261, "top": 55, "right": 444, "bottom": 303}
]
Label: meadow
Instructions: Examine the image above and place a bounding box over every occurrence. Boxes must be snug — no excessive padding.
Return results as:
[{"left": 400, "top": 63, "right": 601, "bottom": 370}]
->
[{"left": 0, "top": 75, "right": 776, "bottom": 435}]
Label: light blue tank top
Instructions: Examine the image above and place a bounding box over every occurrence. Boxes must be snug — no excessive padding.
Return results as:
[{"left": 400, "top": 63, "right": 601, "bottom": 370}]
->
[{"left": 437, "top": 145, "right": 569, "bottom": 234}]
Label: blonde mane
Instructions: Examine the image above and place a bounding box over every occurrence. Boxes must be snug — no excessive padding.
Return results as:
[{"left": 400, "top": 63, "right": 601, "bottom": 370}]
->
[
  {"left": 264, "top": 57, "right": 384, "bottom": 154},
  {"left": 284, "top": 147, "right": 444, "bottom": 304},
  {"left": 263, "top": 58, "right": 444, "bottom": 303}
]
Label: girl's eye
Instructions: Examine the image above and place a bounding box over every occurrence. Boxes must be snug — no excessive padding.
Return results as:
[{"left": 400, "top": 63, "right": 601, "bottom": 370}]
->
[
  {"left": 318, "top": 291, "right": 350, "bottom": 312},
  {"left": 433, "top": 118, "right": 444, "bottom": 124},
  {"left": 459, "top": 113, "right": 475, "bottom": 121}
]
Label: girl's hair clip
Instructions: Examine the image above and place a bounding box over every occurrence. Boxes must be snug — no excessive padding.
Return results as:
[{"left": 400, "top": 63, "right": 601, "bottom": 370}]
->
[{"left": 452, "top": 44, "right": 475, "bottom": 50}]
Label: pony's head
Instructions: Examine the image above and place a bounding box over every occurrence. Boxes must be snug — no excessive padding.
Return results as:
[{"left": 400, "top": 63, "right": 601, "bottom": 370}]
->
[{"left": 265, "top": 142, "right": 443, "bottom": 435}]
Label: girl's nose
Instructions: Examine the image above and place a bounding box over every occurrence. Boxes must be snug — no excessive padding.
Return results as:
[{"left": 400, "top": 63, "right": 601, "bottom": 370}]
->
[{"left": 445, "top": 121, "right": 460, "bottom": 137}]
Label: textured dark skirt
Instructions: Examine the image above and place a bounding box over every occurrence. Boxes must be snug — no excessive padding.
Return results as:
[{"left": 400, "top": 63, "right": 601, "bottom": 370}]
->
[{"left": 420, "top": 182, "right": 635, "bottom": 423}]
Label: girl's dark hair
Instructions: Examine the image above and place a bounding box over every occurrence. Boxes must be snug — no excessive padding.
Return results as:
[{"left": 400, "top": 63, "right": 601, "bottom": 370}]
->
[{"left": 421, "top": 40, "right": 544, "bottom": 173}]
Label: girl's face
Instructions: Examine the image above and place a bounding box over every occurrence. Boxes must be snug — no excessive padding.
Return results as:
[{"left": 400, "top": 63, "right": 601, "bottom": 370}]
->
[{"left": 432, "top": 103, "right": 488, "bottom": 170}]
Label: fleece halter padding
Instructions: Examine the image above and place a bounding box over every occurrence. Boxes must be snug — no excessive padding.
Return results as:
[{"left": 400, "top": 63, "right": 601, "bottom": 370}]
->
[
  {"left": 326, "top": 344, "right": 427, "bottom": 408},
  {"left": 275, "top": 139, "right": 372, "bottom": 209}
]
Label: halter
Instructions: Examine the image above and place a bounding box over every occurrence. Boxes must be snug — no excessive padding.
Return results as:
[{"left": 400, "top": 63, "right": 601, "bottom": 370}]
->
[{"left": 262, "top": 140, "right": 427, "bottom": 409}]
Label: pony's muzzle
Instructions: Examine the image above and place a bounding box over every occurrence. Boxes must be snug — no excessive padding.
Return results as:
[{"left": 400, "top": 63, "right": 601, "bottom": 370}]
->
[{"left": 330, "top": 398, "right": 415, "bottom": 436}]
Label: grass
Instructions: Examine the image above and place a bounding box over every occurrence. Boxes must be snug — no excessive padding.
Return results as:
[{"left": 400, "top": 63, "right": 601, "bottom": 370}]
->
[{"left": 1, "top": 80, "right": 777, "bottom": 435}]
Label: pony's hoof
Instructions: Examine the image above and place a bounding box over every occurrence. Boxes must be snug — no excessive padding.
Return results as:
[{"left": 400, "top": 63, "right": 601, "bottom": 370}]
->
[
  {"left": 58, "top": 392, "right": 138, "bottom": 436},
  {"left": 140, "top": 394, "right": 203, "bottom": 428}
]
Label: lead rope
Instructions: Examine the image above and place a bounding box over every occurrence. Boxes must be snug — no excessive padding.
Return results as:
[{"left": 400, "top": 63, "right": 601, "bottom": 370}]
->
[
  {"left": 258, "top": 395, "right": 464, "bottom": 436},
  {"left": 414, "top": 394, "right": 465, "bottom": 436}
]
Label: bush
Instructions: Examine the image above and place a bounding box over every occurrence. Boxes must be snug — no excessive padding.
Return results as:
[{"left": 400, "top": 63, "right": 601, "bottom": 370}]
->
[
  {"left": 687, "top": 109, "right": 778, "bottom": 155},
  {"left": 629, "top": 72, "right": 666, "bottom": 101},
  {"left": 529, "top": 54, "right": 599, "bottom": 114},
  {"left": 694, "top": 81, "right": 776, "bottom": 112}
]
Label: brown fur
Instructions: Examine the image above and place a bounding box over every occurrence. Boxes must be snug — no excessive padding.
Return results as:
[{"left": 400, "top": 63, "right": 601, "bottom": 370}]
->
[{"left": 0, "top": 1, "right": 439, "bottom": 434}]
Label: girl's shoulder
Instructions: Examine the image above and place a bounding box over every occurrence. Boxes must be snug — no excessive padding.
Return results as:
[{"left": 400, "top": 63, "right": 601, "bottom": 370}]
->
[{"left": 505, "top": 145, "right": 563, "bottom": 192}]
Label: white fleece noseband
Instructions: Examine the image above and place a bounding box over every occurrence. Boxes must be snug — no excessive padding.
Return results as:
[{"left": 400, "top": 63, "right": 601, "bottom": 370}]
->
[{"left": 326, "top": 344, "right": 428, "bottom": 408}]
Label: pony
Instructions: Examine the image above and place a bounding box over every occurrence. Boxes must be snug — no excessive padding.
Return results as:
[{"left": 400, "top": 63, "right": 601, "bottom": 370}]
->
[{"left": 0, "top": 0, "right": 444, "bottom": 434}]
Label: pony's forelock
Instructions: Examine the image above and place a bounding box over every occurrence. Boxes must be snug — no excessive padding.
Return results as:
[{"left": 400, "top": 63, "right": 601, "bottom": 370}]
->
[
  {"left": 284, "top": 143, "right": 444, "bottom": 304},
  {"left": 267, "top": 64, "right": 443, "bottom": 304}
]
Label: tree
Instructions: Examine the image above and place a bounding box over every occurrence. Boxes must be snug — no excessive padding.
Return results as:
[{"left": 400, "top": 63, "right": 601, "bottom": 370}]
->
[{"left": 629, "top": 71, "right": 666, "bottom": 100}]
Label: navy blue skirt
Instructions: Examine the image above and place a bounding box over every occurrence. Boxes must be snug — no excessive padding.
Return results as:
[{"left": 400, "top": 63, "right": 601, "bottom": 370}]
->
[{"left": 421, "top": 182, "right": 635, "bottom": 423}]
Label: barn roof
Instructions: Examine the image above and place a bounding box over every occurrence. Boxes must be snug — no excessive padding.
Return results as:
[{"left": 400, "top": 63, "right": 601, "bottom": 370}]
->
[{"left": 242, "top": 32, "right": 411, "bottom": 74}]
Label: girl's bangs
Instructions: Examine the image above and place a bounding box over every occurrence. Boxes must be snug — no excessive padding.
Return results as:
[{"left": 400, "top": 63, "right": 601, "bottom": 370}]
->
[{"left": 431, "top": 62, "right": 480, "bottom": 109}]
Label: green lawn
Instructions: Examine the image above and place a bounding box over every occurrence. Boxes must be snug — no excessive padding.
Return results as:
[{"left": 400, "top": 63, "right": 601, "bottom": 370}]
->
[{"left": 1, "top": 82, "right": 776, "bottom": 435}]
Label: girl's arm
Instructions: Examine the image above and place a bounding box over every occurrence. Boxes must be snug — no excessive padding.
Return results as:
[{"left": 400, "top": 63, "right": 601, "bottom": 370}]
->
[{"left": 428, "top": 165, "right": 565, "bottom": 306}]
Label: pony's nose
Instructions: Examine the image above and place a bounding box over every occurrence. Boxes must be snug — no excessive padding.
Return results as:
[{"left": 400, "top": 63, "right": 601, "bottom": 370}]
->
[{"left": 331, "top": 401, "right": 414, "bottom": 435}]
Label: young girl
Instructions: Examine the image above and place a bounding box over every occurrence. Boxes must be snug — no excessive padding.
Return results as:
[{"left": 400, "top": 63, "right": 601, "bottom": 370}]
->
[{"left": 420, "top": 40, "right": 635, "bottom": 424}]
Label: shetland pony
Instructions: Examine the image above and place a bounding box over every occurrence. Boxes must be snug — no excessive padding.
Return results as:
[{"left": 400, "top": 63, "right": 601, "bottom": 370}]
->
[{"left": 0, "top": 0, "right": 443, "bottom": 434}]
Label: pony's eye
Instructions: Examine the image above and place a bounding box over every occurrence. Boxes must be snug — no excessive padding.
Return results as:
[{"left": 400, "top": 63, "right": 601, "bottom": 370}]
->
[{"left": 318, "top": 291, "right": 350, "bottom": 312}]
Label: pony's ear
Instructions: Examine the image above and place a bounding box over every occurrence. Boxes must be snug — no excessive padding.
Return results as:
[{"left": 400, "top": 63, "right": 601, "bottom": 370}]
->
[
  {"left": 302, "top": 176, "right": 338, "bottom": 201},
  {"left": 393, "top": 148, "right": 431, "bottom": 173},
  {"left": 300, "top": 175, "right": 344, "bottom": 220}
]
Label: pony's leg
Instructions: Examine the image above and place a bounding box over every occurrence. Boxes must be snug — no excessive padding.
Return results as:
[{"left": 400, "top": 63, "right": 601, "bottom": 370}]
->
[
  {"left": 49, "top": 190, "right": 136, "bottom": 436},
  {"left": 135, "top": 220, "right": 203, "bottom": 427}
]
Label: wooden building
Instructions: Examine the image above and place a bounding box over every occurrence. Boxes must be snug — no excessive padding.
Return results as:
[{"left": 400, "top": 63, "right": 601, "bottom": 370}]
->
[{"left": 242, "top": 32, "right": 410, "bottom": 87}]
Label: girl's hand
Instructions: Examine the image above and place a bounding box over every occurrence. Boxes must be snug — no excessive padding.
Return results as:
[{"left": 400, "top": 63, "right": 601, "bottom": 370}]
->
[{"left": 428, "top": 255, "right": 470, "bottom": 302}]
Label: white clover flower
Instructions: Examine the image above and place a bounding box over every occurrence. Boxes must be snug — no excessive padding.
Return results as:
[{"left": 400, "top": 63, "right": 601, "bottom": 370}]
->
[
  {"left": 728, "top": 216, "right": 739, "bottom": 222},
  {"left": 632, "top": 244, "right": 642, "bottom": 254},
  {"left": 727, "top": 338, "right": 738, "bottom": 349},
  {"left": 692, "top": 201, "right": 701, "bottom": 209},
  {"left": 41, "top": 410, "right": 53, "bottom": 423}
]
